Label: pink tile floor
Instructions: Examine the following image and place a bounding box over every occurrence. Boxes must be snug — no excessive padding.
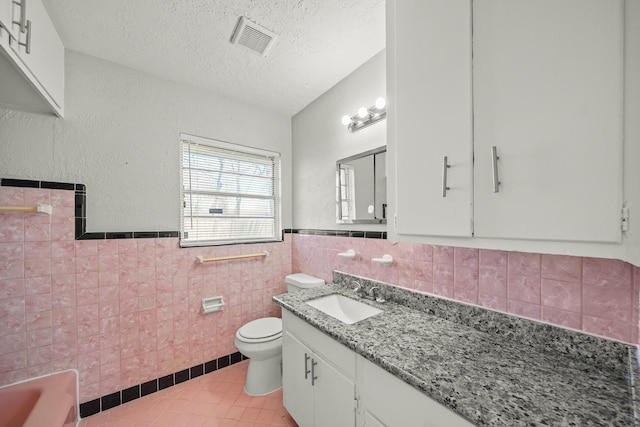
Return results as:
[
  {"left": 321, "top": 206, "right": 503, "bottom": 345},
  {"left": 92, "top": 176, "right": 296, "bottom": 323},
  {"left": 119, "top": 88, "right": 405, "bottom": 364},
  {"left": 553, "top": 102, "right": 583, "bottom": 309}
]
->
[{"left": 79, "top": 361, "right": 298, "bottom": 427}]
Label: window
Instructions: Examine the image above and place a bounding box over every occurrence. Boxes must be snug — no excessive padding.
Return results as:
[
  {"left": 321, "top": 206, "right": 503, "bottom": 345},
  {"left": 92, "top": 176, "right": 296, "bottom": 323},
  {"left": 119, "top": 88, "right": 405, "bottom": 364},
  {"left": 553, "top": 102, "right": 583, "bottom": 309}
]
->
[{"left": 180, "top": 134, "right": 281, "bottom": 247}]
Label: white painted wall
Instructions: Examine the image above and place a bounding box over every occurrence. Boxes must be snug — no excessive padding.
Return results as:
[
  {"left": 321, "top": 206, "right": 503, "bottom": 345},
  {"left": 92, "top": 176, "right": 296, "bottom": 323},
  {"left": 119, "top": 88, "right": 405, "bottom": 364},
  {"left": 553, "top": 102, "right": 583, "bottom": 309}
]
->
[
  {"left": 0, "top": 50, "right": 292, "bottom": 232},
  {"left": 292, "top": 50, "right": 387, "bottom": 230}
]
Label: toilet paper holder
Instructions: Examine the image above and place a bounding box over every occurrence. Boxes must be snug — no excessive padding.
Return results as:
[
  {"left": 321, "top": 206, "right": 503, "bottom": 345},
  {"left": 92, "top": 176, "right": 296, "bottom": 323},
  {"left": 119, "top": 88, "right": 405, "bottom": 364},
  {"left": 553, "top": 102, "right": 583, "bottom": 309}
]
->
[{"left": 202, "top": 296, "right": 225, "bottom": 314}]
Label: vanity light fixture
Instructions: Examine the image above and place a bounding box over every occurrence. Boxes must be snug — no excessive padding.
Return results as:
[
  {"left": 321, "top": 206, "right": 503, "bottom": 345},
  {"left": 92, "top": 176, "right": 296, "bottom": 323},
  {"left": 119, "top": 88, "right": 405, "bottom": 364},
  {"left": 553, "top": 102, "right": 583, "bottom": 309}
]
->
[{"left": 341, "top": 97, "right": 387, "bottom": 132}]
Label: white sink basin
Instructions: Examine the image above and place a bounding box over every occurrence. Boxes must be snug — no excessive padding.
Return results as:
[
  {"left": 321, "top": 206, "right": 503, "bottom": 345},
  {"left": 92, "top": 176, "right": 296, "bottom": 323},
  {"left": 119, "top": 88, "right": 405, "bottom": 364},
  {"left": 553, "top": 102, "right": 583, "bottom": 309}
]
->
[{"left": 305, "top": 294, "right": 383, "bottom": 325}]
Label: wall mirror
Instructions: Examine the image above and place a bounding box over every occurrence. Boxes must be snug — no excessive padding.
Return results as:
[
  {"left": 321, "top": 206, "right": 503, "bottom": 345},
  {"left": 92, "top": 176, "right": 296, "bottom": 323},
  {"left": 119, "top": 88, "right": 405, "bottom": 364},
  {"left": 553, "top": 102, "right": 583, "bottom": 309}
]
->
[{"left": 336, "top": 146, "right": 387, "bottom": 224}]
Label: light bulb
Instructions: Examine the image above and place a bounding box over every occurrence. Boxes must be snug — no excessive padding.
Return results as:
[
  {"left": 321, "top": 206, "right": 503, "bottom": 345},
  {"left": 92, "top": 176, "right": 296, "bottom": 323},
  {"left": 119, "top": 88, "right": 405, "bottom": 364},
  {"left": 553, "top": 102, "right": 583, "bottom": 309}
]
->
[
  {"left": 341, "top": 115, "right": 352, "bottom": 126},
  {"left": 375, "top": 97, "right": 386, "bottom": 109},
  {"left": 357, "top": 107, "right": 369, "bottom": 119}
]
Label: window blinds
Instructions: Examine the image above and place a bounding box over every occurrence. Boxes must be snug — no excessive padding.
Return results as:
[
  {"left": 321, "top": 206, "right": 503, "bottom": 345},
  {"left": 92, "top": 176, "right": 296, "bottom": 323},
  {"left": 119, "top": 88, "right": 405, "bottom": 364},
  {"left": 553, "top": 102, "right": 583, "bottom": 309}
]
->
[{"left": 180, "top": 135, "right": 281, "bottom": 247}]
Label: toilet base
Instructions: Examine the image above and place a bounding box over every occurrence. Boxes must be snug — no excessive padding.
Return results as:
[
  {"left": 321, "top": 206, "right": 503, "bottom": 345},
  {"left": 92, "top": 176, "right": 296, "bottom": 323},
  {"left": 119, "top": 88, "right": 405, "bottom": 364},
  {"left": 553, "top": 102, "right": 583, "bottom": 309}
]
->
[{"left": 244, "top": 355, "right": 282, "bottom": 396}]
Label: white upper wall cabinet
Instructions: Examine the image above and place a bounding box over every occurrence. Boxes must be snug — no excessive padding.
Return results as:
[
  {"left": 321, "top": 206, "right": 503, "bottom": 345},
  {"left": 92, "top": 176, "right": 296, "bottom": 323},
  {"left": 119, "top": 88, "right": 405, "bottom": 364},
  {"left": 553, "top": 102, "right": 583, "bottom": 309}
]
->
[
  {"left": 388, "top": 0, "right": 624, "bottom": 244},
  {"left": 392, "top": 0, "right": 473, "bottom": 237},
  {"left": 0, "top": 0, "right": 64, "bottom": 116},
  {"left": 472, "top": 0, "right": 623, "bottom": 243}
]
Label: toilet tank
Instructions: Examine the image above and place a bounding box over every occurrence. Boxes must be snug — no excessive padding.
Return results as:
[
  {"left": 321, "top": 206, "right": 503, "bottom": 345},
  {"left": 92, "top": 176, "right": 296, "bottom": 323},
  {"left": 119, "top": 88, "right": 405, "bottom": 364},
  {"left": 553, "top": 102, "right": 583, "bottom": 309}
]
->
[{"left": 285, "top": 273, "right": 325, "bottom": 292}]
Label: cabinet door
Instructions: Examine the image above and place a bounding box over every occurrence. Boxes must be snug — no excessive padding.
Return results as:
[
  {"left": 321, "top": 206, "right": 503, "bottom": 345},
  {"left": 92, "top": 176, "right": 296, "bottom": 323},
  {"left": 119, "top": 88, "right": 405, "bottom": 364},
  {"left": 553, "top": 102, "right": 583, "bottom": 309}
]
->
[
  {"left": 314, "top": 355, "right": 356, "bottom": 427},
  {"left": 391, "top": 0, "right": 473, "bottom": 237},
  {"left": 359, "top": 357, "right": 474, "bottom": 427},
  {"left": 282, "top": 332, "right": 314, "bottom": 427},
  {"left": 11, "top": 0, "right": 64, "bottom": 109},
  {"left": 473, "top": 0, "right": 624, "bottom": 242},
  {"left": 0, "top": 0, "right": 13, "bottom": 42}
]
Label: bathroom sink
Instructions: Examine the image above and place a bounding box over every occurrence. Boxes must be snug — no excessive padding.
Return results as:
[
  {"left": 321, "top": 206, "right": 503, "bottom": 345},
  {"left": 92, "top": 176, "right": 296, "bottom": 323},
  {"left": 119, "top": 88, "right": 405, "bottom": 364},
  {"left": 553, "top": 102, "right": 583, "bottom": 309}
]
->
[{"left": 305, "top": 294, "right": 383, "bottom": 325}]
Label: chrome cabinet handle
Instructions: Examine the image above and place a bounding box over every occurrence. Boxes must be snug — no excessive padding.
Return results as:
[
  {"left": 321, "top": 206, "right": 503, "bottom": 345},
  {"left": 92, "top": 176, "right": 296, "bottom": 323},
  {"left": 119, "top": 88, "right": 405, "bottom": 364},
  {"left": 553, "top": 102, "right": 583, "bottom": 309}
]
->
[
  {"left": 311, "top": 359, "right": 318, "bottom": 386},
  {"left": 442, "top": 156, "right": 451, "bottom": 197},
  {"left": 304, "top": 353, "right": 311, "bottom": 379},
  {"left": 12, "top": 0, "right": 26, "bottom": 33},
  {"left": 491, "top": 146, "right": 501, "bottom": 193},
  {"left": 16, "top": 19, "right": 30, "bottom": 54}
]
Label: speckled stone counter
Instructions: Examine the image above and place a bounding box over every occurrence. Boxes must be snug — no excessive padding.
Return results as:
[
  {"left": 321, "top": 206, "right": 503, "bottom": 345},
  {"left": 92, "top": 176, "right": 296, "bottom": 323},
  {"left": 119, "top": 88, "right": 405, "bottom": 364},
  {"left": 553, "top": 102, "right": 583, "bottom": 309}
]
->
[{"left": 273, "top": 272, "right": 640, "bottom": 427}]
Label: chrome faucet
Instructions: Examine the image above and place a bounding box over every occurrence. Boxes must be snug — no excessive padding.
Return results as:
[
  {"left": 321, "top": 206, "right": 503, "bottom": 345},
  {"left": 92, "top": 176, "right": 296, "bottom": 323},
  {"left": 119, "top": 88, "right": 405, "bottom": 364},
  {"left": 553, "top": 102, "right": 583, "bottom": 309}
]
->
[
  {"left": 368, "top": 286, "right": 385, "bottom": 303},
  {"left": 352, "top": 281, "right": 365, "bottom": 298}
]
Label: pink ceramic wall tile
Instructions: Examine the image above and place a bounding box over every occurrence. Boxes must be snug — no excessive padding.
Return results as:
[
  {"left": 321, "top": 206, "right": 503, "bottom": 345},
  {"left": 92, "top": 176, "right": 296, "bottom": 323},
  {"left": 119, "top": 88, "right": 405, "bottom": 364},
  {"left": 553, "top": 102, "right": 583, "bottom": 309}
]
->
[
  {"left": 414, "top": 244, "right": 434, "bottom": 262},
  {"left": 50, "top": 222, "right": 74, "bottom": 242},
  {"left": 0, "top": 216, "right": 24, "bottom": 243},
  {"left": 50, "top": 189, "right": 75, "bottom": 207},
  {"left": 76, "top": 272, "right": 98, "bottom": 289},
  {"left": 433, "top": 264, "right": 454, "bottom": 286},
  {"left": 26, "top": 328, "right": 52, "bottom": 350},
  {"left": 432, "top": 282, "right": 454, "bottom": 299},
  {"left": 0, "top": 259, "right": 24, "bottom": 281},
  {"left": 51, "top": 257, "right": 76, "bottom": 275},
  {"left": 51, "top": 275, "right": 74, "bottom": 294},
  {"left": 52, "top": 307, "right": 76, "bottom": 327},
  {"left": 454, "top": 288, "right": 478, "bottom": 305},
  {"left": 582, "top": 282, "right": 632, "bottom": 323},
  {"left": 97, "top": 240, "right": 119, "bottom": 255},
  {"left": 0, "top": 242, "right": 24, "bottom": 261},
  {"left": 27, "top": 344, "right": 53, "bottom": 366},
  {"left": 507, "top": 299, "right": 541, "bottom": 321},
  {"left": 0, "top": 187, "right": 24, "bottom": 205},
  {"left": 508, "top": 252, "right": 541, "bottom": 277},
  {"left": 479, "top": 249, "right": 508, "bottom": 270},
  {"left": 478, "top": 293, "right": 507, "bottom": 312},
  {"left": 582, "top": 314, "right": 631, "bottom": 343},
  {"left": 541, "top": 254, "right": 582, "bottom": 282},
  {"left": 0, "top": 278, "right": 24, "bottom": 299},
  {"left": 25, "top": 310, "right": 51, "bottom": 331},
  {"left": 541, "top": 279, "right": 582, "bottom": 312},
  {"left": 50, "top": 206, "right": 75, "bottom": 225},
  {"left": 23, "top": 189, "right": 50, "bottom": 206},
  {"left": 0, "top": 332, "right": 26, "bottom": 355},
  {"left": 24, "top": 258, "right": 51, "bottom": 278},
  {"left": 76, "top": 240, "right": 98, "bottom": 256},
  {"left": 25, "top": 294, "right": 51, "bottom": 313},
  {"left": 454, "top": 266, "right": 479, "bottom": 291},
  {"left": 507, "top": 275, "right": 541, "bottom": 304},
  {"left": 24, "top": 223, "right": 51, "bottom": 242},
  {"left": 98, "top": 254, "right": 118, "bottom": 272},
  {"left": 24, "top": 276, "right": 51, "bottom": 295},
  {"left": 24, "top": 241, "right": 51, "bottom": 259},
  {"left": 51, "top": 241, "right": 75, "bottom": 258},
  {"left": 76, "top": 288, "right": 99, "bottom": 306},
  {"left": 479, "top": 269, "right": 507, "bottom": 297},
  {"left": 0, "top": 350, "right": 27, "bottom": 372},
  {"left": 454, "top": 247, "right": 479, "bottom": 269},
  {"left": 75, "top": 256, "right": 99, "bottom": 274},
  {"left": 434, "top": 246, "right": 454, "bottom": 265}
]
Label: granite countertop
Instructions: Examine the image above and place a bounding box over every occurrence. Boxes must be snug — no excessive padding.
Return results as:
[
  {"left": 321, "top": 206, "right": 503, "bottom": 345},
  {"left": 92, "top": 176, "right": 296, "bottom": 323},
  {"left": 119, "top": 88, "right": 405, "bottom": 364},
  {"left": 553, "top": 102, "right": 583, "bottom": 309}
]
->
[{"left": 273, "top": 274, "right": 639, "bottom": 427}]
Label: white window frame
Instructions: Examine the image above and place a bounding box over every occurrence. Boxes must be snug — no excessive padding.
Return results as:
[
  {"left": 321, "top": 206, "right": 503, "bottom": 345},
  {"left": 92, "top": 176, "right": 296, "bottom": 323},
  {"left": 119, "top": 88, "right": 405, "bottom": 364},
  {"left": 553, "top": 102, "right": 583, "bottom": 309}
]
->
[{"left": 179, "top": 133, "right": 282, "bottom": 247}]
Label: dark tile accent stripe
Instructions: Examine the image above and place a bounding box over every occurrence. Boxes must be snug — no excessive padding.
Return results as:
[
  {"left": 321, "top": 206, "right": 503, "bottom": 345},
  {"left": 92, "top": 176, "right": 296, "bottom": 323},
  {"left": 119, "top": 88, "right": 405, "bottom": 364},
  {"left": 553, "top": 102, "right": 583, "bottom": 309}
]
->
[
  {"left": 285, "top": 229, "right": 387, "bottom": 239},
  {"left": 79, "top": 351, "right": 245, "bottom": 418},
  {"left": 122, "top": 385, "right": 140, "bottom": 404},
  {"left": 101, "top": 391, "right": 121, "bottom": 411},
  {"left": 140, "top": 379, "right": 158, "bottom": 397},
  {"left": 158, "top": 374, "right": 174, "bottom": 390}
]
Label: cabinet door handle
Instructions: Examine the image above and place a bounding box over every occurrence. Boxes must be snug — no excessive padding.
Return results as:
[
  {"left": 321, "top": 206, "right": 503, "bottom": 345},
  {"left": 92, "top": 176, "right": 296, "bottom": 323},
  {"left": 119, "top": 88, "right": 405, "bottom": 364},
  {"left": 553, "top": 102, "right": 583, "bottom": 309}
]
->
[
  {"left": 491, "top": 146, "right": 501, "bottom": 193},
  {"left": 12, "top": 0, "right": 27, "bottom": 33},
  {"left": 304, "top": 353, "right": 311, "bottom": 379},
  {"left": 311, "top": 359, "right": 318, "bottom": 386},
  {"left": 442, "top": 156, "right": 451, "bottom": 197}
]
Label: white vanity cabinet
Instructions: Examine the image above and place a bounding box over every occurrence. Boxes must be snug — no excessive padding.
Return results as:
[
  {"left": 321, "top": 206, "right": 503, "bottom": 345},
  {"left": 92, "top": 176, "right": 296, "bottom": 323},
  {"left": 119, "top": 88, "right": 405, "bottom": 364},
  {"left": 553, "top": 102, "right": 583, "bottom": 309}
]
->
[
  {"left": 358, "top": 356, "right": 474, "bottom": 427},
  {"left": 0, "top": 0, "right": 64, "bottom": 117},
  {"left": 387, "top": 0, "right": 624, "bottom": 243},
  {"left": 282, "top": 311, "right": 357, "bottom": 427}
]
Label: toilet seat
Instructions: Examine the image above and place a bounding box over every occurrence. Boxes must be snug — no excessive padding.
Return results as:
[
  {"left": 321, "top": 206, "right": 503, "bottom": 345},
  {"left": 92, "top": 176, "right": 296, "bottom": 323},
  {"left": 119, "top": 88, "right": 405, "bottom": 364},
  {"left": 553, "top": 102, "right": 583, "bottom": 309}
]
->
[{"left": 236, "top": 317, "right": 282, "bottom": 343}]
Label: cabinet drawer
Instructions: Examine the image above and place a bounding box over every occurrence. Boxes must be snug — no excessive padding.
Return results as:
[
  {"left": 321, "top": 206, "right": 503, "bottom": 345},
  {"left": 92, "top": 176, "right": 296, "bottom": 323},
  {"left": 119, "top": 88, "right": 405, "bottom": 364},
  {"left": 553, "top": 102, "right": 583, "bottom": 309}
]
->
[{"left": 283, "top": 310, "right": 356, "bottom": 378}]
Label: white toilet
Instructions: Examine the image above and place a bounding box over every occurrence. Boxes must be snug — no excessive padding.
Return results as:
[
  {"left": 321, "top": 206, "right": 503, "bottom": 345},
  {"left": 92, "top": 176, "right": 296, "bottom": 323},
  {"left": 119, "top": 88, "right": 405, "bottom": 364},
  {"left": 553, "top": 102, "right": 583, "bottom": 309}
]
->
[{"left": 235, "top": 273, "right": 325, "bottom": 396}]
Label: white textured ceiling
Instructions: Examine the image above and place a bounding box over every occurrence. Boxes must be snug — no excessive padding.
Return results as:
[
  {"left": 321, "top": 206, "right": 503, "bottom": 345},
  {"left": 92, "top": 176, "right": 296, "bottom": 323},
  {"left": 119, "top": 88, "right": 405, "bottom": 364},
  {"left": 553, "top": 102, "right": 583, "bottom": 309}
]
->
[{"left": 42, "top": 0, "right": 386, "bottom": 116}]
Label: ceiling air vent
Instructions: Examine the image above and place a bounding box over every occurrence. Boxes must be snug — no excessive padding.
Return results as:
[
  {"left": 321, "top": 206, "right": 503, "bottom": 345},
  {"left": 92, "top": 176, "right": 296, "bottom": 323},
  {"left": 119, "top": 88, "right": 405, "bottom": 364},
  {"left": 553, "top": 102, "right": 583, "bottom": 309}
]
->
[{"left": 230, "top": 16, "right": 277, "bottom": 57}]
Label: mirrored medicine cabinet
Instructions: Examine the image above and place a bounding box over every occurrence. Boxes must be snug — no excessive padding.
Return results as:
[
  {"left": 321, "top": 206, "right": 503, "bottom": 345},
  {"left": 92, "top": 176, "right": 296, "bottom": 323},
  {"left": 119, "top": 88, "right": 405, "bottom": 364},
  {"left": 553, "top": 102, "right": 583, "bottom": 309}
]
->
[{"left": 336, "top": 146, "right": 387, "bottom": 224}]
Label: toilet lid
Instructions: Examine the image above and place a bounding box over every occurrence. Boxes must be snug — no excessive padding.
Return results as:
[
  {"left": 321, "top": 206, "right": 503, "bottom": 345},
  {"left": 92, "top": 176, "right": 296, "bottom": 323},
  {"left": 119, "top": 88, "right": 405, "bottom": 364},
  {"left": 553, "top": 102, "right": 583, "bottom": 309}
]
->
[{"left": 238, "top": 317, "right": 282, "bottom": 340}]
